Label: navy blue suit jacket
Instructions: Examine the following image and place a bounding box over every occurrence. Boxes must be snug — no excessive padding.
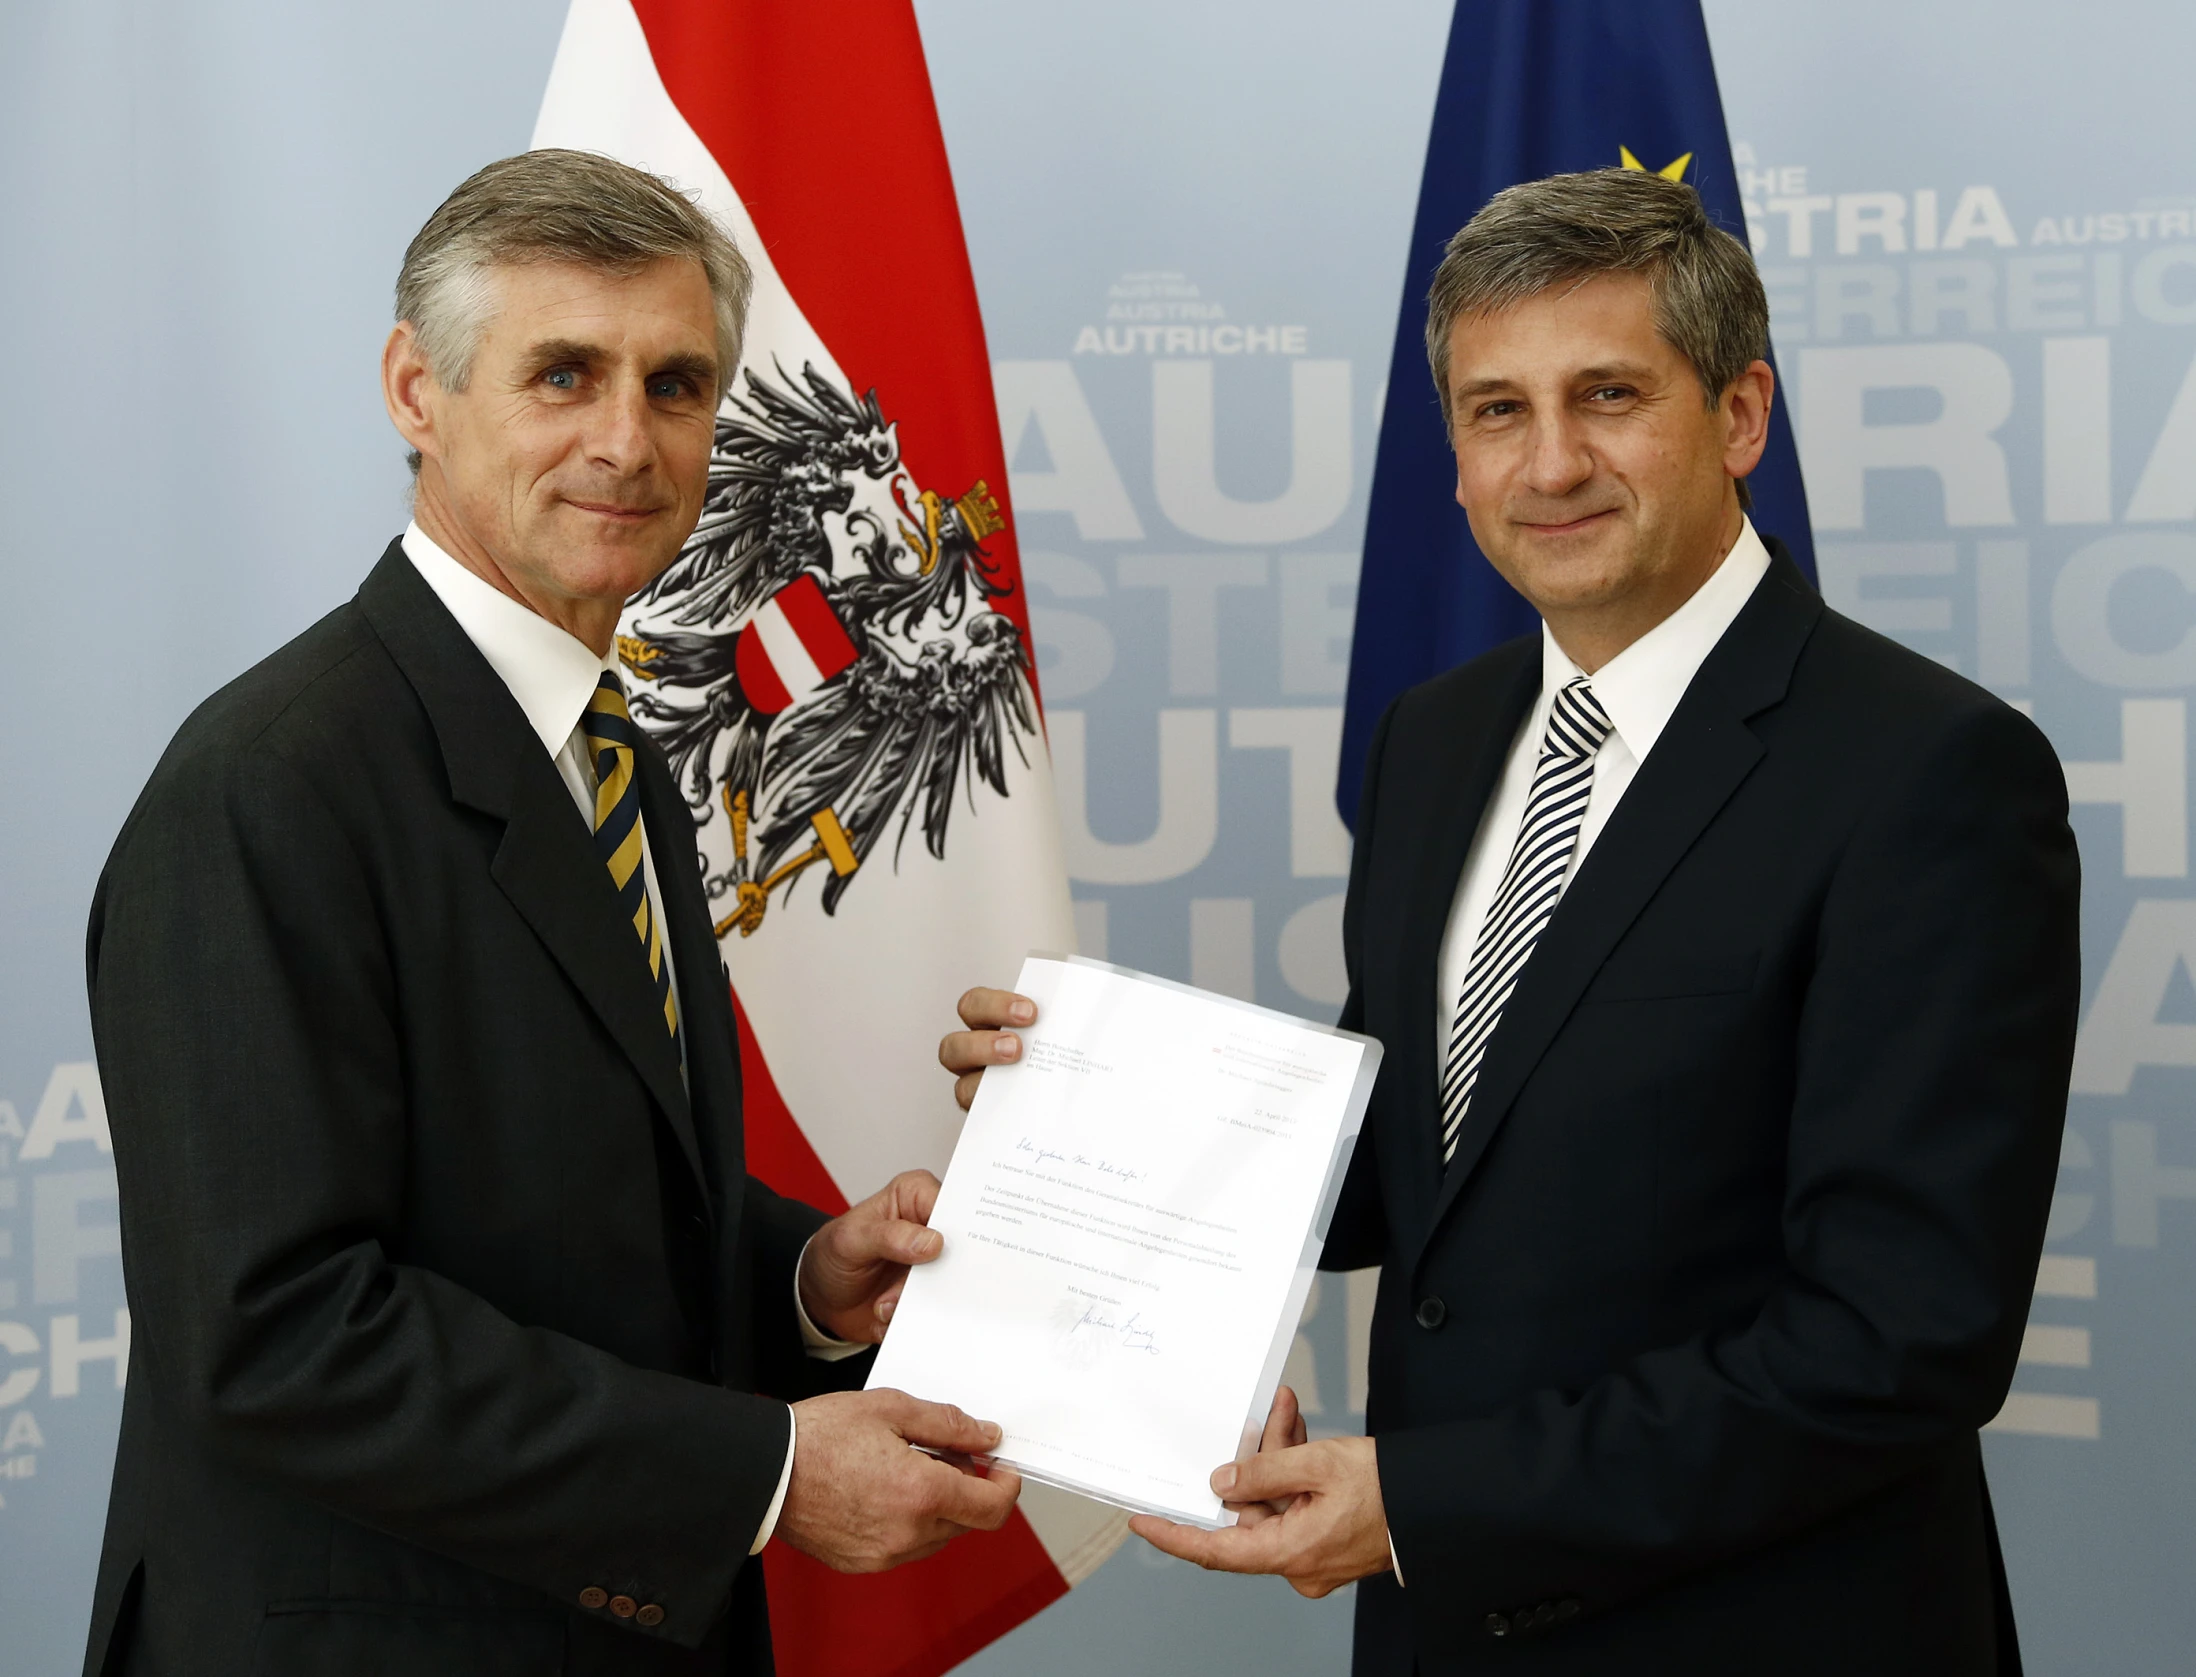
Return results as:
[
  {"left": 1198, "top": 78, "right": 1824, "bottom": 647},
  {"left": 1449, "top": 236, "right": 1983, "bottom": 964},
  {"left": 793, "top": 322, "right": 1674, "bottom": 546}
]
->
[{"left": 1327, "top": 546, "right": 2078, "bottom": 1675}]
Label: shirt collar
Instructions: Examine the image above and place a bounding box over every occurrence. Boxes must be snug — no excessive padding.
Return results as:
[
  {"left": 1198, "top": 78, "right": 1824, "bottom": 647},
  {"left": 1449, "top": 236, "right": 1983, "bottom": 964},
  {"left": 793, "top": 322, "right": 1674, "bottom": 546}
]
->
[
  {"left": 401, "top": 521, "right": 614, "bottom": 757},
  {"left": 1540, "top": 517, "right": 1773, "bottom": 764}
]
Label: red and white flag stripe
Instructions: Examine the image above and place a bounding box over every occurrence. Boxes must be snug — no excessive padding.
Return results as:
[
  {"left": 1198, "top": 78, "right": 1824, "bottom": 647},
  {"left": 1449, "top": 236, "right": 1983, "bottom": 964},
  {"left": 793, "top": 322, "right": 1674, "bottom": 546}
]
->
[
  {"left": 533, "top": 4, "right": 1122, "bottom": 1675},
  {"left": 737, "top": 577, "right": 858, "bottom": 717}
]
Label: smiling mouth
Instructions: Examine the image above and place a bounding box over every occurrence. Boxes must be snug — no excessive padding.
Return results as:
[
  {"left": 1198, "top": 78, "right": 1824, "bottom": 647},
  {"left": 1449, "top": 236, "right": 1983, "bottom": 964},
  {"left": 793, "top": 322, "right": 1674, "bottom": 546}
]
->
[
  {"left": 1517, "top": 509, "right": 1617, "bottom": 536},
  {"left": 566, "top": 499, "right": 662, "bottom": 522}
]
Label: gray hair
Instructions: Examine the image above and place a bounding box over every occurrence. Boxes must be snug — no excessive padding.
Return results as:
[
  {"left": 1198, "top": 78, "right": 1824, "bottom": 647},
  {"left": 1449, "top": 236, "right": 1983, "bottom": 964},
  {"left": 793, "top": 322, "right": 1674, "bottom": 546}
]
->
[
  {"left": 395, "top": 149, "right": 752, "bottom": 468},
  {"left": 1425, "top": 169, "right": 1768, "bottom": 501}
]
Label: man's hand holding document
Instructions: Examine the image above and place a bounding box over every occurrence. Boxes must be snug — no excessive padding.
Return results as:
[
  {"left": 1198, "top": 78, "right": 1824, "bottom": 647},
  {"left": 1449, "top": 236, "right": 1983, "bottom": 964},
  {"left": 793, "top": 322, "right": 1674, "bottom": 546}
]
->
[{"left": 871, "top": 955, "right": 1381, "bottom": 1529}]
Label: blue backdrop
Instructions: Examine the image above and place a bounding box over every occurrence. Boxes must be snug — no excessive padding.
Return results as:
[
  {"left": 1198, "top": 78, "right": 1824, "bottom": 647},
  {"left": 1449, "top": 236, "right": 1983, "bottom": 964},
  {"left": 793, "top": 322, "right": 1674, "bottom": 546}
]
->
[{"left": 3, "top": 3, "right": 2192, "bottom": 1672}]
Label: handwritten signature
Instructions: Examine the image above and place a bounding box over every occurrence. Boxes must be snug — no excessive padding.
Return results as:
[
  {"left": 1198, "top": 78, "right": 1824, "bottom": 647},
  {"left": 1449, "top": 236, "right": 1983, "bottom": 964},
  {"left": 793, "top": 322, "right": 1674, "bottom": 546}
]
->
[
  {"left": 1015, "top": 1136, "right": 1148, "bottom": 1184},
  {"left": 1069, "top": 1302, "right": 1162, "bottom": 1356}
]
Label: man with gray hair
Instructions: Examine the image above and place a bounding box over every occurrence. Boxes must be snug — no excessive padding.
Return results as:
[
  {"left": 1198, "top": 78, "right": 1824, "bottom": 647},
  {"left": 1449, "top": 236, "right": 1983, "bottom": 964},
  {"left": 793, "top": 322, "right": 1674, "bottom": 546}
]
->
[
  {"left": 947, "top": 169, "right": 2079, "bottom": 1672},
  {"left": 82, "top": 149, "right": 1018, "bottom": 1676}
]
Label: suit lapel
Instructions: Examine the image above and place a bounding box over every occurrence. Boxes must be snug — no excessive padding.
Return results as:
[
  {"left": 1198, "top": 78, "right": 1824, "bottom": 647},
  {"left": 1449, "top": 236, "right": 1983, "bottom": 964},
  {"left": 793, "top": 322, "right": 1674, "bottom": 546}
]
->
[
  {"left": 1414, "top": 553, "right": 1824, "bottom": 1270},
  {"left": 1391, "top": 645, "right": 1541, "bottom": 1236},
  {"left": 489, "top": 761, "right": 710, "bottom": 1197},
  {"left": 357, "top": 545, "right": 709, "bottom": 1202}
]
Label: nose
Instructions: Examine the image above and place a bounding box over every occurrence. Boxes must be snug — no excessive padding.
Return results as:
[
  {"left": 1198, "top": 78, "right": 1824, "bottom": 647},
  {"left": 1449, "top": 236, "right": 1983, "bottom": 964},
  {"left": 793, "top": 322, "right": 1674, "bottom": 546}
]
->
[
  {"left": 586, "top": 378, "right": 658, "bottom": 478},
  {"left": 1518, "top": 407, "right": 1595, "bottom": 500}
]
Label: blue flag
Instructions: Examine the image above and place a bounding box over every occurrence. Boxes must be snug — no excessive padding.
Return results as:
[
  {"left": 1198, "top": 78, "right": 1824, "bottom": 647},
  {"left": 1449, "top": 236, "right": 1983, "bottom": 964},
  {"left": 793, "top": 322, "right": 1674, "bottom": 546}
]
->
[{"left": 1337, "top": 0, "right": 1816, "bottom": 826}]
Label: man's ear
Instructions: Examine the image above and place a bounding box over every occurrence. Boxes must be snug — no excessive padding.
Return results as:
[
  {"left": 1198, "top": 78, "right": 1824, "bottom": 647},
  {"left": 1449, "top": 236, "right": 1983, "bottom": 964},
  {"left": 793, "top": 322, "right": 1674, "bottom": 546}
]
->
[
  {"left": 1721, "top": 358, "right": 1775, "bottom": 483},
  {"left": 382, "top": 322, "right": 440, "bottom": 467}
]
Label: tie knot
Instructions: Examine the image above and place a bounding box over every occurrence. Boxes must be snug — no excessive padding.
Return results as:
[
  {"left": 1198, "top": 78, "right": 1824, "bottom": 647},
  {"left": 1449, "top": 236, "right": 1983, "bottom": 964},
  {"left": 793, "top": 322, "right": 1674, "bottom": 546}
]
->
[
  {"left": 589, "top": 671, "right": 631, "bottom": 719},
  {"left": 582, "top": 672, "right": 642, "bottom": 762},
  {"left": 1544, "top": 678, "right": 1613, "bottom": 759}
]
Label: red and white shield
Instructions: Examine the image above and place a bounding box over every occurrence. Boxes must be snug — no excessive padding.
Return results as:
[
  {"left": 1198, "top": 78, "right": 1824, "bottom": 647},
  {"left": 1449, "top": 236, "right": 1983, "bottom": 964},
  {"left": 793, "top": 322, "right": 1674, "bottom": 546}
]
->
[{"left": 733, "top": 574, "right": 858, "bottom": 715}]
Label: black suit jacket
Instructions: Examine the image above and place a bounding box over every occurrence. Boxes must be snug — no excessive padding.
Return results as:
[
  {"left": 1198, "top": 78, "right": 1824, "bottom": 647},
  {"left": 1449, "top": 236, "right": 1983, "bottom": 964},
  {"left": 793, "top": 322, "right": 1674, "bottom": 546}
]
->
[
  {"left": 81, "top": 544, "right": 864, "bottom": 1676},
  {"left": 1325, "top": 547, "right": 2079, "bottom": 1676}
]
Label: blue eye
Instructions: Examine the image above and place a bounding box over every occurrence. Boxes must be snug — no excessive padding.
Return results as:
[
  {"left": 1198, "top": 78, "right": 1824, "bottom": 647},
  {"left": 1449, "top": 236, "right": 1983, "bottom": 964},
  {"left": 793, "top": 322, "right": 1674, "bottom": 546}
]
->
[
  {"left": 648, "top": 377, "right": 687, "bottom": 399},
  {"left": 545, "top": 368, "right": 578, "bottom": 389}
]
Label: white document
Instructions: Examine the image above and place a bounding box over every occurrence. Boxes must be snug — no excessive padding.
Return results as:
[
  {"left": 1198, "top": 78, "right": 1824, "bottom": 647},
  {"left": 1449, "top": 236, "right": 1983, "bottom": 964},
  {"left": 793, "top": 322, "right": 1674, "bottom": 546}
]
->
[{"left": 868, "top": 954, "right": 1381, "bottom": 1528}]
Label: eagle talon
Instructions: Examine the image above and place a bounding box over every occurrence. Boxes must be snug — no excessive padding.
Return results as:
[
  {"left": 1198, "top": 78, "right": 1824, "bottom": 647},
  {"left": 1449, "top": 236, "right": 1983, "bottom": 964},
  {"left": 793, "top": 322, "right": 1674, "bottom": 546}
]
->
[{"left": 714, "top": 880, "right": 770, "bottom": 939}]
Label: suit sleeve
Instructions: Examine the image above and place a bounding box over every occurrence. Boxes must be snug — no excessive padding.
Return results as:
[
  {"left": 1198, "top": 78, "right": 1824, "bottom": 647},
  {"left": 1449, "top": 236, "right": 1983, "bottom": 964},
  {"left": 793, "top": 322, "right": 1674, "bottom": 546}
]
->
[
  {"left": 740, "top": 1177, "right": 874, "bottom": 1400},
  {"left": 1322, "top": 697, "right": 1397, "bottom": 1273},
  {"left": 90, "top": 741, "right": 787, "bottom": 1650},
  {"left": 1377, "top": 700, "right": 2080, "bottom": 1638}
]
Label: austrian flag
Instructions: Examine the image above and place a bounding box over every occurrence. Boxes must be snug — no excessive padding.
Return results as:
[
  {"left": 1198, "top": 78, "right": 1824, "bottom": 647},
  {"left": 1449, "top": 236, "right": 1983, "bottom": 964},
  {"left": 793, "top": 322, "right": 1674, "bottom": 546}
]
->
[{"left": 533, "top": 1, "right": 1122, "bottom": 1673}]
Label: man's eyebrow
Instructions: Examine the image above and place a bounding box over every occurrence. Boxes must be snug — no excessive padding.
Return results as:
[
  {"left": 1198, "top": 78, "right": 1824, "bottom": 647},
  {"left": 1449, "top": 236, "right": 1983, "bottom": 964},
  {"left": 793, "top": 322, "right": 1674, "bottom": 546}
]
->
[
  {"left": 1572, "top": 361, "right": 1659, "bottom": 385},
  {"left": 1449, "top": 375, "right": 1521, "bottom": 403},
  {"left": 653, "top": 349, "right": 720, "bottom": 387},
  {"left": 521, "top": 337, "right": 607, "bottom": 369}
]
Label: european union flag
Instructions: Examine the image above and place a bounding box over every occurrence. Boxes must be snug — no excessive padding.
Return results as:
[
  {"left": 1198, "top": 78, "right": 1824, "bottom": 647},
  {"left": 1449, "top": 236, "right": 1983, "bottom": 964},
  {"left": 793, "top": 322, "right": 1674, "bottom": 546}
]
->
[{"left": 1337, "top": 0, "right": 1816, "bottom": 824}]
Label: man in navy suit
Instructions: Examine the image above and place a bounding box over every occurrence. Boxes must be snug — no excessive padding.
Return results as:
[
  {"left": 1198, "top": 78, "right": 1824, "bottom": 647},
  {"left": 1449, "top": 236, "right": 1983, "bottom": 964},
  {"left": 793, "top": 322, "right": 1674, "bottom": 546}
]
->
[{"left": 945, "top": 169, "right": 2078, "bottom": 1674}]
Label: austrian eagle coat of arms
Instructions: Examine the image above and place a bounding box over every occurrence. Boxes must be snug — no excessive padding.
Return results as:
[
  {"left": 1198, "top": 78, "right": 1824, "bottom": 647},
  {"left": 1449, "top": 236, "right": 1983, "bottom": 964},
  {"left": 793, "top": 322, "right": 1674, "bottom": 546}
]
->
[{"left": 616, "top": 360, "right": 1038, "bottom": 938}]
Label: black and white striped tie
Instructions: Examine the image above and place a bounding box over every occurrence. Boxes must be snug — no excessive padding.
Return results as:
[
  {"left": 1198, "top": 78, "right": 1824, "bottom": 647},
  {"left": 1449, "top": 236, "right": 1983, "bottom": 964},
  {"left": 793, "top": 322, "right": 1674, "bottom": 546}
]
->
[{"left": 1439, "top": 677, "right": 1614, "bottom": 1165}]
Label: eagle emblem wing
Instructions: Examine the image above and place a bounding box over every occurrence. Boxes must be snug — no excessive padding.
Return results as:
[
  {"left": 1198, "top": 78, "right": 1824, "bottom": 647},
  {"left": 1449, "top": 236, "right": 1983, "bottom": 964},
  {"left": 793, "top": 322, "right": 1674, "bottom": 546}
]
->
[
  {"left": 640, "top": 360, "right": 899, "bottom": 628},
  {"left": 751, "top": 609, "right": 1035, "bottom": 912}
]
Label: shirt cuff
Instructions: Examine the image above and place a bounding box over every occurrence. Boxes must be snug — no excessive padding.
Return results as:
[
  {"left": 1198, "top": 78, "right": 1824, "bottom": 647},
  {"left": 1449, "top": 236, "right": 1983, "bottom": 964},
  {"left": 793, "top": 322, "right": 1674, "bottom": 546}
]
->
[
  {"left": 751, "top": 1407, "right": 795, "bottom": 1555},
  {"left": 794, "top": 1234, "right": 871, "bottom": 1363},
  {"left": 1388, "top": 1527, "right": 1404, "bottom": 1587}
]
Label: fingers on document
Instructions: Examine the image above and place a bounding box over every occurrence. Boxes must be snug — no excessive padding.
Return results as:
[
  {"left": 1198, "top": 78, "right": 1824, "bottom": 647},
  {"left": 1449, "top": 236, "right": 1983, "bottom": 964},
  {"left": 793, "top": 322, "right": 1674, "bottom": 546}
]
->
[
  {"left": 941, "top": 1028, "right": 1017, "bottom": 1111},
  {"left": 957, "top": 987, "right": 1037, "bottom": 1029},
  {"left": 1129, "top": 1515, "right": 1275, "bottom": 1574},
  {"left": 1219, "top": 1445, "right": 1320, "bottom": 1507},
  {"left": 889, "top": 1392, "right": 1003, "bottom": 1456},
  {"left": 1244, "top": 1391, "right": 1308, "bottom": 1515},
  {"left": 1224, "top": 1497, "right": 1287, "bottom": 1528},
  {"left": 932, "top": 1459, "right": 1021, "bottom": 1531},
  {"left": 886, "top": 1169, "right": 943, "bottom": 1225},
  {"left": 1262, "top": 1385, "right": 1307, "bottom": 1452},
  {"left": 878, "top": 1218, "right": 942, "bottom": 1265},
  {"left": 937, "top": 1028, "right": 1020, "bottom": 1075}
]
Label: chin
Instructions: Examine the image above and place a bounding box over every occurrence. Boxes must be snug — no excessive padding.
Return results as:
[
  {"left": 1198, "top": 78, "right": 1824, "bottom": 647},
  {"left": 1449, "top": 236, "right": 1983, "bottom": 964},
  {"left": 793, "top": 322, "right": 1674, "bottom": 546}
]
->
[
  {"left": 564, "top": 515, "right": 681, "bottom": 575},
  {"left": 1528, "top": 575, "right": 1632, "bottom": 618},
  {"left": 1505, "top": 537, "right": 1629, "bottom": 596},
  {"left": 543, "top": 544, "right": 664, "bottom": 606}
]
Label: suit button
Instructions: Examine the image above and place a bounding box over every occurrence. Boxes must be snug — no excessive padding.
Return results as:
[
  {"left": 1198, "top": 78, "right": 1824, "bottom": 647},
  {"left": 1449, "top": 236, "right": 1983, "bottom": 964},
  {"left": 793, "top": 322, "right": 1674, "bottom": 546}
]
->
[
  {"left": 578, "top": 1587, "right": 608, "bottom": 1610},
  {"left": 1415, "top": 1296, "right": 1446, "bottom": 1329},
  {"left": 609, "top": 1595, "right": 638, "bottom": 1619},
  {"left": 1484, "top": 1612, "right": 1510, "bottom": 1637},
  {"left": 636, "top": 1604, "right": 665, "bottom": 1627}
]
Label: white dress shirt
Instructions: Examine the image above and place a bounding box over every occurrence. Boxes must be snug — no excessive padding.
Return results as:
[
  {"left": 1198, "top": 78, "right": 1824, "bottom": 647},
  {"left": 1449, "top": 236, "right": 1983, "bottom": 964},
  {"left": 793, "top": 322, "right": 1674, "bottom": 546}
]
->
[
  {"left": 402, "top": 523, "right": 824, "bottom": 1555},
  {"left": 1433, "top": 518, "right": 1772, "bottom": 1064}
]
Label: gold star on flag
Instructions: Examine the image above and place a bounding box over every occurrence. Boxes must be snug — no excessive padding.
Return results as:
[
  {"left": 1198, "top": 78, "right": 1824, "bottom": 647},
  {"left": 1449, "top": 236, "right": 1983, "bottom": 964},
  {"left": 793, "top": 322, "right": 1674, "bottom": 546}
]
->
[{"left": 1619, "top": 145, "right": 1693, "bottom": 182}]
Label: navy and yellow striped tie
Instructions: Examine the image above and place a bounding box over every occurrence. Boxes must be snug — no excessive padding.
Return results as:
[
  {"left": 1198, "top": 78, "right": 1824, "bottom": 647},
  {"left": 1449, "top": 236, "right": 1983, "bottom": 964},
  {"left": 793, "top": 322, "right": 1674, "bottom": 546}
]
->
[{"left": 584, "top": 673, "right": 679, "bottom": 1044}]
